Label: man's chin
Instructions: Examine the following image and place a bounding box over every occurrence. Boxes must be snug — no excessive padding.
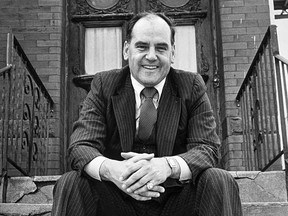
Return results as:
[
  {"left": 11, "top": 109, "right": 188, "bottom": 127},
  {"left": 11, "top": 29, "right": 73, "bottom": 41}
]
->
[{"left": 139, "top": 77, "right": 161, "bottom": 87}]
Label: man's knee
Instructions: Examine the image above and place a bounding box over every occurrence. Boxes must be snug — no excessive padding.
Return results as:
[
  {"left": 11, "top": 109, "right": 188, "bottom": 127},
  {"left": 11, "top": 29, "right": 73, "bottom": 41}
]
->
[
  {"left": 53, "top": 171, "right": 80, "bottom": 194},
  {"left": 198, "top": 168, "right": 238, "bottom": 191},
  {"left": 56, "top": 170, "right": 78, "bottom": 185}
]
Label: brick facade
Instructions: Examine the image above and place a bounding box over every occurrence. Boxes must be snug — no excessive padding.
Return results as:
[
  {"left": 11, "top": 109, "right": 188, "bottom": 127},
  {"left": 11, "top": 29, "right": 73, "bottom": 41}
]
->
[
  {"left": 219, "top": 0, "right": 271, "bottom": 170},
  {"left": 0, "top": 0, "right": 274, "bottom": 174},
  {"left": 0, "top": 0, "right": 63, "bottom": 175}
]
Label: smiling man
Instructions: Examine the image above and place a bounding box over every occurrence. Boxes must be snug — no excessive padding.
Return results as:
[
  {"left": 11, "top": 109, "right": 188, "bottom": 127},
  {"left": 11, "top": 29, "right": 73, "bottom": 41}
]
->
[{"left": 52, "top": 12, "right": 242, "bottom": 216}]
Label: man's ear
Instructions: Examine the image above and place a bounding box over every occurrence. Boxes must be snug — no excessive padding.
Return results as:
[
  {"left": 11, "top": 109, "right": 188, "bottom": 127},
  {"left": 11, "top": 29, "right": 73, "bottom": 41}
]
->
[
  {"left": 171, "top": 44, "right": 175, "bottom": 64},
  {"left": 123, "top": 41, "right": 129, "bottom": 60}
]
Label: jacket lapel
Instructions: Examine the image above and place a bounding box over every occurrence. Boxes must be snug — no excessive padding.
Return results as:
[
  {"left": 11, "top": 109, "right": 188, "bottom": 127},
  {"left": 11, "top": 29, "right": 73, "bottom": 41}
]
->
[
  {"left": 111, "top": 73, "right": 135, "bottom": 152},
  {"left": 111, "top": 67, "right": 181, "bottom": 155},
  {"left": 157, "top": 74, "right": 181, "bottom": 157}
]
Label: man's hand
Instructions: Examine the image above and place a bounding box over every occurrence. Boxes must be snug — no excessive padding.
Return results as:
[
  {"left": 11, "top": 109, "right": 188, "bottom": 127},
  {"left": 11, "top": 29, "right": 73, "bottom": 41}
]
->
[
  {"left": 99, "top": 152, "right": 166, "bottom": 201},
  {"left": 120, "top": 152, "right": 171, "bottom": 195}
]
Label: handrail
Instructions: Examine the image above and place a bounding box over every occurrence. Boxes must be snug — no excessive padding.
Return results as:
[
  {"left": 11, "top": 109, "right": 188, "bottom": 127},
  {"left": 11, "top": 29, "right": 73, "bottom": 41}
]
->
[
  {"left": 275, "top": 54, "right": 288, "bottom": 64},
  {"left": 1, "top": 32, "right": 55, "bottom": 182},
  {"left": 0, "top": 65, "right": 12, "bottom": 76},
  {"left": 236, "top": 25, "right": 278, "bottom": 102},
  {"left": 13, "top": 36, "right": 54, "bottom": 109},
  {"left": 235, "top": 25, "right": 288, "bottom": 172}
]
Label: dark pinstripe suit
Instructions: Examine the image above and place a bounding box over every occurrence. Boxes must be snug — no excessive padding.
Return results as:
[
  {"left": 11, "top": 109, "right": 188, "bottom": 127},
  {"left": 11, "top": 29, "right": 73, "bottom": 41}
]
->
[{"left": 52, "top": 66, "right": 242, "bottom": 215}]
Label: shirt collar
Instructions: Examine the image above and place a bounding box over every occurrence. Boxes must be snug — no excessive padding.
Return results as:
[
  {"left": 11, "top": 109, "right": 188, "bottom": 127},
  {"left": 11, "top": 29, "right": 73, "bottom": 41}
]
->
[{"left": 130, "top": 74, "right": 166, "bottom": 99}]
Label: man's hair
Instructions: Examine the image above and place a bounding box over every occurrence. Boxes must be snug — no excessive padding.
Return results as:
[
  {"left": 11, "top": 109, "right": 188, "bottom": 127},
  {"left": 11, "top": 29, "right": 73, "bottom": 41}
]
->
[{"left": 125, "top": 12, "right": 175, "bottom": 45}]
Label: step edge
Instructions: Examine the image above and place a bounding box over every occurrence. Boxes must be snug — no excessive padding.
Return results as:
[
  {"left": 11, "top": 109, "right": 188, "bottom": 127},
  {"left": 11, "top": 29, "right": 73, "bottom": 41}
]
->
[
  {"left": 0, "top": 203, "right": 52, "bottom": 214},
  {"left": 242, "top": 202, "right": 288, "bottom": 206}
]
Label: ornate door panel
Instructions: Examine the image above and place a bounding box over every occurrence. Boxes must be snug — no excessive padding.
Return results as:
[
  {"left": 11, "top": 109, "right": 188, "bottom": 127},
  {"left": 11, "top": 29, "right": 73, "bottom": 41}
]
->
[{"left": 63, "top": 0, "right": 219, "bottom": 169}]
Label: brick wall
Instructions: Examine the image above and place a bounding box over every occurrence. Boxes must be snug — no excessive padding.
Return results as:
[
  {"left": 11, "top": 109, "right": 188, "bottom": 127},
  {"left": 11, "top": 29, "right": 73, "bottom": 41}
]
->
[
  {"left": 0, "top": 0, "right": 63, "bottom": 175},
  {"left": 219, "top": 0, "right": 271, "bottom": 170}
]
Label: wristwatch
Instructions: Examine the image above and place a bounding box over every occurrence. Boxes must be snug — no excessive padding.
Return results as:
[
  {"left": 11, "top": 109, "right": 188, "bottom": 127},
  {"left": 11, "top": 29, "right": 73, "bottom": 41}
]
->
[{"left": 165, "top": 157, "right": 178, "bottom": 178}]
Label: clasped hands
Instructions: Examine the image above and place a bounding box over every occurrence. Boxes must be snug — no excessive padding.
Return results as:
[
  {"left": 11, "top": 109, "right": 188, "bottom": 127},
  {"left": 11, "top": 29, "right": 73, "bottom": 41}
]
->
[{"left": 100, "top": 152, "right": 172, "bottom": 201}]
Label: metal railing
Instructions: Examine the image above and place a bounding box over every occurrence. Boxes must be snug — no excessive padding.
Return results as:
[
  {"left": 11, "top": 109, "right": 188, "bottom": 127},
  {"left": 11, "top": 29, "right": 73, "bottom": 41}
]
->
[
  {"left": 236, "top": 25, "right": 288, "bottom": 172},
  {"left": 0, "top": 33, "right": 54, "bottom": 183}
]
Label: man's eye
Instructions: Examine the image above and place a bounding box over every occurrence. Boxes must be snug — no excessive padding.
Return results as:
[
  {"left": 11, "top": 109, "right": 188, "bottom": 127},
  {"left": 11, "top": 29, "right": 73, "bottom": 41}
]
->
[
  {"left": 157, "top": 46, "right": 167, "bottom": 52},
  {"left": 136, "top": 45, "right": 147, "bottom": 51}
]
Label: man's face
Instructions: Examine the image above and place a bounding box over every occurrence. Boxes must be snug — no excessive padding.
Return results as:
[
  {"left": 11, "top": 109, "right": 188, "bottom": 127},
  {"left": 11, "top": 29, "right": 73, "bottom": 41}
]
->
[{"left": 123, "top": 15, "right": 175, "bottom": 87}]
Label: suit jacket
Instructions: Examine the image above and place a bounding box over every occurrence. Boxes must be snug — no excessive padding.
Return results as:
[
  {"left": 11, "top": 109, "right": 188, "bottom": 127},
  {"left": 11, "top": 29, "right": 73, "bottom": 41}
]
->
[{"left": 69, "top": 65, "right": 220, "bottom": 184}]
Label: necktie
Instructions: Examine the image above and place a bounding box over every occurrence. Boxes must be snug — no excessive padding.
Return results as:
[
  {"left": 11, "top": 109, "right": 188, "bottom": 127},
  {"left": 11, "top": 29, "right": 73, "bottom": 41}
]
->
[{"left": 138, "top": 87, "right": 158, "bottom": 141}]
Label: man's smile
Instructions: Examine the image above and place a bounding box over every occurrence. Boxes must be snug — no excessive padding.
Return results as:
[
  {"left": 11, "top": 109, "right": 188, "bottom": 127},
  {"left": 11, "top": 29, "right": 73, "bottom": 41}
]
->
[{"left": 142, "top": 65, "right": 159, "bottom": 70}]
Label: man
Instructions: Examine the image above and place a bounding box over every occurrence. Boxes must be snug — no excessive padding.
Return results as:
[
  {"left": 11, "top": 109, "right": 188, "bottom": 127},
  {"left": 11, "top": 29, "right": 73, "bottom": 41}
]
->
[{"left": 52, "top": 12, "right": 242, "bottom": 216}]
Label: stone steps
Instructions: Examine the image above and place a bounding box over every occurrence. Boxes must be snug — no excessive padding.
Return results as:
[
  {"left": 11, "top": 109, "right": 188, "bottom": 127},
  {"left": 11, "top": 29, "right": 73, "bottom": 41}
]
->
[
  {"left": 0, "top": 171, "right": 287, "bottom": 215},
  {"left": 1, "top": 202, "right": 288, "bottom": 216},
  {"left": 0, "top": 203, "right": 52, "bottom": 216},
  {"left": 232, "top": 171, "right": 288, "bottom": 216},
  {"left": 243, "top": 202, "right": 288, "bottom": 216}
]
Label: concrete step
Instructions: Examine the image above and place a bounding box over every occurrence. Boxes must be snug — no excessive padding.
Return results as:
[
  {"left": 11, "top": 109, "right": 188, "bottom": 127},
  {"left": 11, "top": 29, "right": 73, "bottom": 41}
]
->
[
  {"left": 242, "top": 202, "right": 288, "bottom": 216},
  {"left": 1, "top": 202, "right": 288, "bottom": 216},
  {"left": 230, "top": 171, "right": 288, "bottom": 203},
  {"left": 0, "top": 171, "right": 287, "bottom": 215},
  {"left": 0, "top": 203, "right": 52, "bottom": 216},
  {"left": 0, "top": 175, "right": 60, "bottom": 204}
]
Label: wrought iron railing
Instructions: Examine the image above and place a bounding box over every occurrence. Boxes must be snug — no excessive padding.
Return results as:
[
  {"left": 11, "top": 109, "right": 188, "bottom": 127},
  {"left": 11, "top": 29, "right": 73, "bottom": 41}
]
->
[
  {"left": 0, "top": 33, "right": 54, "bottom": 182},
  {"left": 236, "top": 25, "right": 288, "bottom": 172}
]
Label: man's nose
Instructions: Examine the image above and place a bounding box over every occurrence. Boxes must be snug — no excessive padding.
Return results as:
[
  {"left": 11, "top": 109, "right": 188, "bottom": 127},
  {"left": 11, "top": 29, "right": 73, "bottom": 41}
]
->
[{"left": 145, "top": 47, "right": 157, "bottom": 61}]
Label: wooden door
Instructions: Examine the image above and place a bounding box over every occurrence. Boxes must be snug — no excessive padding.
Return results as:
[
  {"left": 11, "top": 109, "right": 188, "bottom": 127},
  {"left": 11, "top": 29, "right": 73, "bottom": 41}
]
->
[{"left": 63, "top": 0, "right": 220, "bottom": 171}]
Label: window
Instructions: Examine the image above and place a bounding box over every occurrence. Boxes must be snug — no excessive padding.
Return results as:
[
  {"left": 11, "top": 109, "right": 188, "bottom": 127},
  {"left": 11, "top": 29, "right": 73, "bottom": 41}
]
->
[
  {"left": 173, "top": 25, "right": 197, "bottom": 72},
  {"left": 85, "top": 27, "right": 122, "bottom": 75}
]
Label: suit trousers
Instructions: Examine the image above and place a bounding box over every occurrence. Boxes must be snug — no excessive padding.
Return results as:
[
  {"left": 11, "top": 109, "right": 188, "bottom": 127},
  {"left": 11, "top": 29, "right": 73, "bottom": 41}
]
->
[{"left": 51, "top": 168, "right": 242, "bottom": 216}]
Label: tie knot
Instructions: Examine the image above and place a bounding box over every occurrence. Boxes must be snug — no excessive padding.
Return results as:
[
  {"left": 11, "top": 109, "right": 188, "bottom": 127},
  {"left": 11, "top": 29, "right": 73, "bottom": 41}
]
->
[{"left": 142, "top": 87, "right": 157, "bottom": 99}]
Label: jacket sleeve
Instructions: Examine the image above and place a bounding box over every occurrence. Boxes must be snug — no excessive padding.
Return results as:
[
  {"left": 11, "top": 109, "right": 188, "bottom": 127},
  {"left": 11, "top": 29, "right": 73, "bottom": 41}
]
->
[
  {"left": 68, "top": 73, "right": 107, "bottom": 174},
  {"left": 179, "top": 73, "right": 220, "bottom": 184}
]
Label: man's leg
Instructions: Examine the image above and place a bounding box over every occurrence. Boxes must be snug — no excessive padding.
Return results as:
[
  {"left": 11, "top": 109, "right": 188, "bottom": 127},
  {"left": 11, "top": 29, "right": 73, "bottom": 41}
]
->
[
  {"left": 195, "top": 168, "right": 242, "bottom": 216},
  {"left": 52, "top": 171, "right": 99, "bottom": 216},
  {"left": 160, "top": 168, "right": 242, "bottom": 216},
  {"left": 51, "top": 171, "right": 137, "bottom": 216}
]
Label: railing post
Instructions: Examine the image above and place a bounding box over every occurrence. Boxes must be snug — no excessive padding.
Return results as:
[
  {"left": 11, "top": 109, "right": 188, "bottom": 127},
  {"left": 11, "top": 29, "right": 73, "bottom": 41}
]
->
[
  {"left": 269, "top": 25, "right": 279, "bottom": 55},
  {"left": 1, "top": 33, "right": 13, "bottom": 203},
  {"left": 251, "top": 66, "right": 262, "bottom": 169},
  {"left": 274, "top": 55, "right": 288, "bottom": 201}
]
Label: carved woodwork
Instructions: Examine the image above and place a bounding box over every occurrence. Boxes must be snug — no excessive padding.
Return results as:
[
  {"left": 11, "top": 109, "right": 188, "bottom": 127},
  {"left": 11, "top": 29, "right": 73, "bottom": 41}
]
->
[
  {"left": 85, "top": 0, "right": 120, "bottom": 9},
  {"left": 147, "top": 0, "right": 200, "bottom": 12},
  {"left": 200, "top": 44, "right": 210, "bottom": 82},
  {"left": 74, "top": 0, "right": 131, "bottom": 15}
]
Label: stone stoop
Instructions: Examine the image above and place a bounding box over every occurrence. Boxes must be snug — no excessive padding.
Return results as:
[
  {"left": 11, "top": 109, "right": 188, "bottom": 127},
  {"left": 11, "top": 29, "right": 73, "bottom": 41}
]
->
[
  {"left": 0, "top": 175, "right": 60, "bottom": 216},
  {"left": 0, "top": 171, "right": 288, "bottom": 215},
  {"left": 231, "top": 171, "right": 288, "bottom": 216}
]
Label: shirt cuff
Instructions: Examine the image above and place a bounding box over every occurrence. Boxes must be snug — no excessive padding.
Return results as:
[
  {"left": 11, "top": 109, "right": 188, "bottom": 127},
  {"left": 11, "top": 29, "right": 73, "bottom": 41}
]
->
[
  {"left": 173, "top": 156, "right": 192, "bottom": 181},
  {"left": 84, "top": 156, "right": 107, "bottom": 181}
]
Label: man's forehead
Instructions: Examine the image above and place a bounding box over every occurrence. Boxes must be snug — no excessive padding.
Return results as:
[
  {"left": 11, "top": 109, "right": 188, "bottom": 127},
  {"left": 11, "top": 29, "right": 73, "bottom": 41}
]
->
[
  {"left": 134, "top": 15, "right": 168, "bottom": 28},
  {"left": 131, "top": 15, "right": 171, "bottom": 42}
]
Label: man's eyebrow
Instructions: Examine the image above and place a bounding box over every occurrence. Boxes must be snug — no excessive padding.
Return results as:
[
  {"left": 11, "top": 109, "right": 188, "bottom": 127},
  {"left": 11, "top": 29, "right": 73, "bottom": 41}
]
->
[
  {"left": 134, "top": 41, "right": 148, "bottom": 46},
  {"left": 156, "top": 43, "right": 169, "bottom": 47},
  {"left": 134, "top": 41, "right": 169, "bottom": 47}
]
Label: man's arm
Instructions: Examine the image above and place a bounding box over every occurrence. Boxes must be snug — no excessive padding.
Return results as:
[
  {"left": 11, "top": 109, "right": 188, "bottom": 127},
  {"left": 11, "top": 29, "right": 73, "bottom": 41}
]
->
[
  {"left": 179, "top": 73, "right": 220, "bottom": 184},
  {"left": 69, "top": 74, "right": 107, "bottom": 174}
]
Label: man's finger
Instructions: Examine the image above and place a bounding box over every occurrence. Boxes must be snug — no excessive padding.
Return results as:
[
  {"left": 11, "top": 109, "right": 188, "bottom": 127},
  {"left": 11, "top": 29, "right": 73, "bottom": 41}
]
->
[
  {"left": 121, "top": 152, "right": 154, "bottom": 162},
  {"left": 123, "top": 169, "right": 150, "bottom": 192},
  {"left": 134, "top": 184, "right": 165, "bottom": 195},
  {"left": 119, "top": 160, "right": 145, "bottom": 181},
  {"left": 137, "top": 190, "right": 161, "bottom": 199},
  {"left": 147, "top": 182, "right": 154, "bottom": 190},
  {"left": 121, "top": 152, "right": 139, "bottom": 159}
]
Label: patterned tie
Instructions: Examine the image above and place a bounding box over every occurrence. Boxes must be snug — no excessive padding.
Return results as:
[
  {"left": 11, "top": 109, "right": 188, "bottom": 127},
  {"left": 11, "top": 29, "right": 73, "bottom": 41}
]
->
[{"left": 138, "top": 87, "right": 158, "bottom": 141}]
